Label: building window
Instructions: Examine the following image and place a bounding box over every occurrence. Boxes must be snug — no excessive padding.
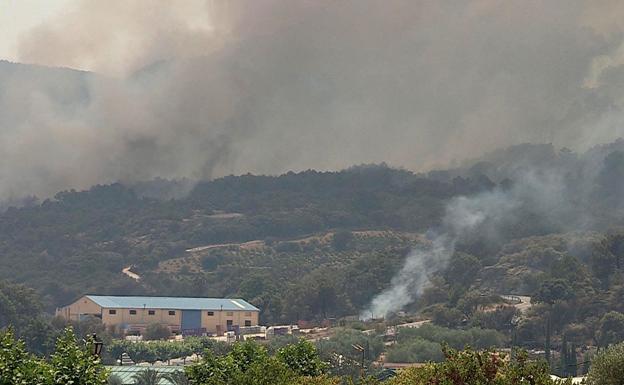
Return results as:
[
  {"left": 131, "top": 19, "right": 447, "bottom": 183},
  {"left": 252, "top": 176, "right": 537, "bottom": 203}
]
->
[
  {"left": 129, "top": 310, "right": 137, "bottom": 315},
  {"left": 226, "top": 311, "right": 233, "bottom": 316},
  {"left": 168, "top": 310, "right": 176, "bottom": 316},
  {"left": 226, "top": 320, "right": 233, "bottom": 326},
  {"left": 244, "top": 312, "right": 252, "bottom": 316},
  {"left": 148, "top": 310, "right": 155, "bottom": 315},
  {"left": 108, "top": 309, "right": 117, "bottom": 315},
  {"left": 207, "top": 311, "right": 214, "bottom": 316},
  {"left": 245, "top": 320, "right": 252, "bottom": 327}
]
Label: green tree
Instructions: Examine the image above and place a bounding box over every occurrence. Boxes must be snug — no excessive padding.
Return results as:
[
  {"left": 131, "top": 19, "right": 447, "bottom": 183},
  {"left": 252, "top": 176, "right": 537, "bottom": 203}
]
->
[
  {"left": 533, "top": 279, "right": 574, "bottom": 305},
  {"left": 276, "top": 339, "right": 326, "bottom": 377},
  {"left": 184, "top": 339, "right": 341, "bottom": 385},
  {"left": 387, "top": 347, "right": 570, "bottom": 385},
  {"left": 132, "top": 369, "right": 164, "bottom": 385},
  {"left": 586, "top": 342, "right": 624, "bottom": 385},
  {"left": 0, "top": 328, "right": 48, "bottom": 385},
  {"left": 232, "top": 356, "right": 294, "bottom": 385},
  {"left": 533, "top": 278, "right": 574, "bottom": 366},
  {"left": 49, "top": 327, "right": 109, "bottom": 385},
  {"left": 445, "top": 252, "right": 482, "bottom": 290},
  {"left": 185, "top": 342, "right": 296, "bottom": 385},
  {"left": 228, "top": 341, "right": 270, "bottom": 373},
  {"left": 107, "top": 376, "right": 123, "bottom": 385},
  {"left": 0, "top": 281, "right": 43, "bottom": 330},
  {"left": 596, "top": 311, "right": 624, "bottom": 347},
  {"left": 185, "top": 351, "right": 231, "bottom": 385}
]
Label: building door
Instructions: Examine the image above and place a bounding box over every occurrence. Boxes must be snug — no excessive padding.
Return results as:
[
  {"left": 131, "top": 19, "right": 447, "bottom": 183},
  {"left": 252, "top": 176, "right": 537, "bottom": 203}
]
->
[{"left": 181, "top": 310, "right": 202, "bottom": 331}]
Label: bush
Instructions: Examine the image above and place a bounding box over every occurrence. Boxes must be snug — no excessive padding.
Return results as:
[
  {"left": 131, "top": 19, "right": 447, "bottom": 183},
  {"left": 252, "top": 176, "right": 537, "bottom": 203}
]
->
[
  {"left": 427, "top": 304, "right": 465, "bottom": 328},
  {"left": 387, "top": 347, "right": 569, "bottom": 385},
  {"left": 397, "top": 324, "right": 505, "bottom": 350},
  {"left": 386, "top": 337, "right": 443, "bottom": 362},
  {"left": 586, "top": 342, "right": 624, "bottom": 385},
  {"left": 143, "top": 323, "right": 171, "bottom": 341}
]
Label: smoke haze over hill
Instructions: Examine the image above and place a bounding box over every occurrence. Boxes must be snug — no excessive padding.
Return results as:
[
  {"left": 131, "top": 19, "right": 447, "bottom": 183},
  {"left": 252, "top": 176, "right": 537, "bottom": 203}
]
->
[{"left": 4, "top": 1, "right": 624, "bottom": 201}]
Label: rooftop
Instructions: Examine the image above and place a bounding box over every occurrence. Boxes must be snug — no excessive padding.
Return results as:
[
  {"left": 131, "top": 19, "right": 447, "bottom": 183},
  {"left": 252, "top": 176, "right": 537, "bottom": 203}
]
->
[
  {"left": 85, "top": 295, "right": 259, "bottom": 311},
  {"left": 107, "top": 366, "right": 182, "bottom": 385}
]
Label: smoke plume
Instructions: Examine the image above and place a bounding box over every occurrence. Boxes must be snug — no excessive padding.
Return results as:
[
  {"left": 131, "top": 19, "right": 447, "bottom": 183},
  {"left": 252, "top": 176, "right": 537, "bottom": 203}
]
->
[
  {"left": 3, "top": 1, "right": 624, "bottom": 201},
  {"left": 363, "top": 167, "right": 581, "bottom": 318}
]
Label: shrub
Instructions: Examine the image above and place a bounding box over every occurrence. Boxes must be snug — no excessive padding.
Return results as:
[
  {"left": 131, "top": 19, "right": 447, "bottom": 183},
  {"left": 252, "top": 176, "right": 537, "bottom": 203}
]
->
[
  {"left": 586, "top": 342, "right": 624, "bottom": 385},
  {"left": 387, "top": 347, "right": 569, "bottom": 385},
  {"left": 427, "top": 304, "right": 465, "bottom": 328},
  {"left": 143, "top": 323, "right": 171, "bottom": 341},
  {"left": 397, "top": 324, "right": 505, "bottom": 350},
  {"left": 386, "top": 337, "right": 443, "bottom": 363}
]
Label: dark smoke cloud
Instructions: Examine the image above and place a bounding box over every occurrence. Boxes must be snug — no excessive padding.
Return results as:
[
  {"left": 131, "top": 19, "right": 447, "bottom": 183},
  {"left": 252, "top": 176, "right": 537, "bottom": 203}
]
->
[{"left": 2, "top": 1, "right": 624, "bottom": 200}]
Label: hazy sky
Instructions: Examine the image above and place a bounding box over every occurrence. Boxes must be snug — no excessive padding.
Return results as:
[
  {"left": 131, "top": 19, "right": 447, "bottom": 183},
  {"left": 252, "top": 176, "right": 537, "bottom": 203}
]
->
[
  {"left": 3, "top": 1, "right": 624, "bottom": 201},
  {"left": 0, "top": 0, "right": 72, "bottom": 62}
]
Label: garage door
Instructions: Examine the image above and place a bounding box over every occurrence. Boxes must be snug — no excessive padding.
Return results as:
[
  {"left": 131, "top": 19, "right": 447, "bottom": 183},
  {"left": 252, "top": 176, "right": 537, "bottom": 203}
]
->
[{"left": 181, "top": 310, "right": 202, "bottom": 331}]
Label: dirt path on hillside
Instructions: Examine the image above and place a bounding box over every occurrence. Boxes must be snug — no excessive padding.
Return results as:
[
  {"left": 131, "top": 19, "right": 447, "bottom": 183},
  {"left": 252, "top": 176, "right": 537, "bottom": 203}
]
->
[{"left": 122, "top": 266, "right": 141, "bottom": 281}]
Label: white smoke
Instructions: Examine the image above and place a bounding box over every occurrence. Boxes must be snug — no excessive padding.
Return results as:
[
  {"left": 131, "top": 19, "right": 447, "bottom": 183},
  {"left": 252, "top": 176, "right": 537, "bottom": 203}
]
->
[
  {"left": 362, "top": 176, "right": 555, "bottom": 319},
  {"left": 364, "top": 235, "right": 452, "bottom": 320}
]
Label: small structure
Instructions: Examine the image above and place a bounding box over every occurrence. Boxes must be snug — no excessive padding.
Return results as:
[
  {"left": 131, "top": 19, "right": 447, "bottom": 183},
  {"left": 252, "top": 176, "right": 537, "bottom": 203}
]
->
[
  {"left": 119, "top": 352, "right": 135, "bottom": 366},
  {"left": 56, "top": 295, "right": 259, "bottom": 336},
  {"left": 266, "top": 324, "right": 299, "bottom": 339}
]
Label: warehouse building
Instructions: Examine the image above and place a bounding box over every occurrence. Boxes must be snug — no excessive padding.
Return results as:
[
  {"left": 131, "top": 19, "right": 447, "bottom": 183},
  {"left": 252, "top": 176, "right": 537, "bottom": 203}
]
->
[{"left": 56, "top": 295, "right": 259, "bottom": 336}]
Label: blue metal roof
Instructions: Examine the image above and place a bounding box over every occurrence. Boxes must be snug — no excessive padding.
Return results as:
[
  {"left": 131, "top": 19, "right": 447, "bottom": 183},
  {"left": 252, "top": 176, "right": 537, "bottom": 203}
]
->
[{"left": 86, "top": 295, "right": 259, "bottom": 311}]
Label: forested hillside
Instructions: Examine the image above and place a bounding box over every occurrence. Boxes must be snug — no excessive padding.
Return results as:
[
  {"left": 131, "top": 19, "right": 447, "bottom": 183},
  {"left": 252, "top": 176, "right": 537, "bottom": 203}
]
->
[
  {"left": 3, "top": 140, "right": 624, "bottom": 355},
  {"left": 0, "top": 164, "right": 475, "bottom": 312}
]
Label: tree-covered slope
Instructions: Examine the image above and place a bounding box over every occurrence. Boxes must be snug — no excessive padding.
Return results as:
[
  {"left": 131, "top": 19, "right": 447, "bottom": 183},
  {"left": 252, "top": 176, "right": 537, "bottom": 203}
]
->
[{"left": 1, "top": 140, "right": 624, "bottom": 328}]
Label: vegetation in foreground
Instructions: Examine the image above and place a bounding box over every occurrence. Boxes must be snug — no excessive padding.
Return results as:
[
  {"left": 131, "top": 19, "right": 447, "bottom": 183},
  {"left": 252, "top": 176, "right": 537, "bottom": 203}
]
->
[
  {"left": 4, "top": 142, "right": 624, "bottom": 379},
  {"left": 3, "top": 324, "right": 601, "bottom": 385}
]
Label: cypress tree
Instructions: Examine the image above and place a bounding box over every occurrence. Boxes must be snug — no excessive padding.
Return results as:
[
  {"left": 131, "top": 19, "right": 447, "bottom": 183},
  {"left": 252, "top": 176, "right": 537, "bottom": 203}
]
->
[
  {"left": 581, "top": 351, "right": 591, "bottom": 375},
  {"left": 560, "top": 335, "right": 568, "bottom": 377},
  {"left": 568, "top": 344, "right": 577, "bottom": 377}
]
